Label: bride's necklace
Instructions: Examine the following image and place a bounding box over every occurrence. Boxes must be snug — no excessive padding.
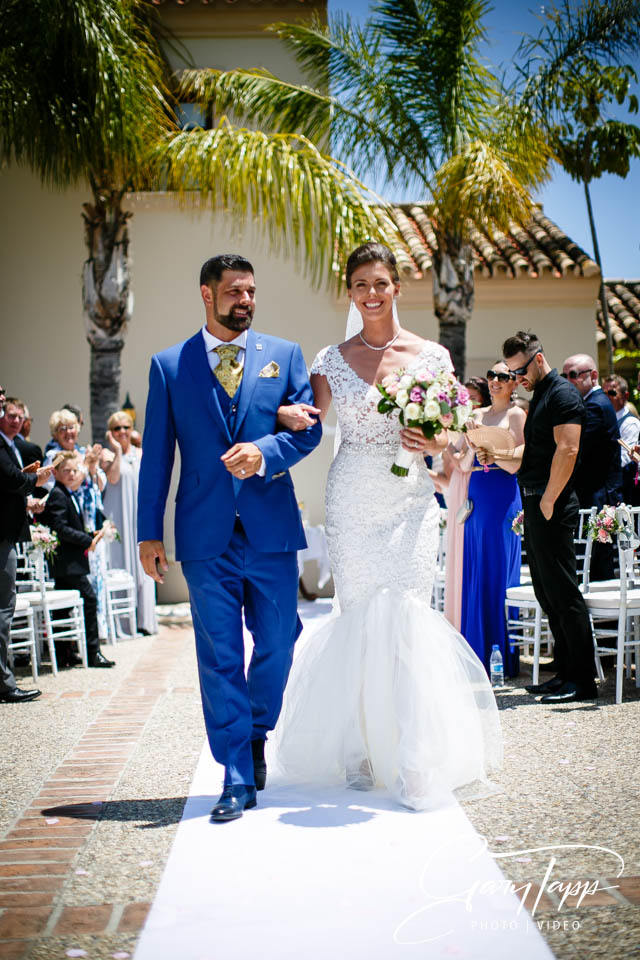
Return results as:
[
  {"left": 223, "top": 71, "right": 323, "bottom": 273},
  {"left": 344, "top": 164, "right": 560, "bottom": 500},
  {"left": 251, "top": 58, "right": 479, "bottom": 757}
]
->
[{"left": 358, "top": 329, "right": 400, "bottom": 351}]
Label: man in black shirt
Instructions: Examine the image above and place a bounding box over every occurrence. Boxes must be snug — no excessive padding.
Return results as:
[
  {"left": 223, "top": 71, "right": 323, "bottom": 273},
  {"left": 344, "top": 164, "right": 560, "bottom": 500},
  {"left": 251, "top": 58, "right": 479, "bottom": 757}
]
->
[{"left": 501, "top": 331, "right": 597, "bottom": 703}]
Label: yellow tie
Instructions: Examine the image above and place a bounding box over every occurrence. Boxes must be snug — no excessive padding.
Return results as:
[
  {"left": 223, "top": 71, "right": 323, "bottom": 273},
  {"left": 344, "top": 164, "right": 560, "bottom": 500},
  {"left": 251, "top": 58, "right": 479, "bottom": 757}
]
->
[{"left": 214, "top": 344, "right": 243, "bottom": 398}]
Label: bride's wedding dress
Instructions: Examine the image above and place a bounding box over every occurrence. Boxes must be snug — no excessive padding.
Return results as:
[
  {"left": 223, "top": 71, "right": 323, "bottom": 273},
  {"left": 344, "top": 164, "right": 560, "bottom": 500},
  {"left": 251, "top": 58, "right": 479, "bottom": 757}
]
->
[{"left": 273, "top": 341, "right": 503, "bottom": 810}]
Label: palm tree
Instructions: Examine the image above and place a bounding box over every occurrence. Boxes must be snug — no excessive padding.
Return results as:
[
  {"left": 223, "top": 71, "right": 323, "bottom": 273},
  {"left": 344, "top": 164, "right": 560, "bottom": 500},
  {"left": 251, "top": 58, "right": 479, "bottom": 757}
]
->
[
  {"left": 0, "top": 0, "right": 395, "bottom": 440},
  {"left": 178, "top": 0, "right": 552, "bottom": 376},
  {"left": 516, "top": 0, "right": 640, "bottom": 377}
]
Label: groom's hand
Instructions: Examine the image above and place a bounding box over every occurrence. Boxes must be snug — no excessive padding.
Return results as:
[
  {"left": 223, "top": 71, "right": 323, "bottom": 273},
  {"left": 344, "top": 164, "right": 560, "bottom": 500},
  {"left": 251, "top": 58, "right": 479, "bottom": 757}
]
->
[
  {"left": 221, "top": 442, "right": 263, "bottom": 478},
  {"left": 277, "top": 403, "right": 321, "bottom": 431},
  {"left": 140, "top": 540, "right": 169, "bottom": 583}
]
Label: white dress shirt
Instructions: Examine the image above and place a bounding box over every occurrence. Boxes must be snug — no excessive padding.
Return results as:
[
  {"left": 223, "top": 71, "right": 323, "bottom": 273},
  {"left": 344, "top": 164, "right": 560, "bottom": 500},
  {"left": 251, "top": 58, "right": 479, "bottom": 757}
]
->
[
  {"left": 0, "top": 430, "right": 23, "bottom": 467},
  {"left": 201, "top": 325, "right": 266, "bottom": 477},
  {"left": 616, "top": 405, "right": 640, "bottom": 466}
]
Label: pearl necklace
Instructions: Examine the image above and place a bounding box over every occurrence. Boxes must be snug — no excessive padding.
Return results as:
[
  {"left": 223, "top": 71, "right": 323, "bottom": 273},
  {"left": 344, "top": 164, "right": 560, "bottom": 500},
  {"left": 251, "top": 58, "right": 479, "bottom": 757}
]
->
[{"left": 358, "top": 329, "right": 400, "bottom": 351}]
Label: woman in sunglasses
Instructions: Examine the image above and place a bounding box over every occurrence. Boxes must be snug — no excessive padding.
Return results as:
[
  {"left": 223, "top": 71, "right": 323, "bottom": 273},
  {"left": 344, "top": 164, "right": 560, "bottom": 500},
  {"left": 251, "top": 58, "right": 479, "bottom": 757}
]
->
[
  {"left": 458, "top": 362, "right": 525, "bottom": 678},
  {"left": 101, "top": 411, "right": 157, "bottom": 635}
]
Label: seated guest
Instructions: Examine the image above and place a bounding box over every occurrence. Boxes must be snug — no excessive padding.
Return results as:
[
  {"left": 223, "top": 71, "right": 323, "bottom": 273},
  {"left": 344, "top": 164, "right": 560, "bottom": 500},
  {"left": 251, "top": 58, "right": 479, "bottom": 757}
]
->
[
  {"left": 42, "top": 452, "right": 114, "bottom": 668},
  {"left": 100, "top": 411, "right": 157, "bottom": 635},
  {"left": 602, "top": 374, "right": 640, "bottom": 505},
  {"left": 15, "top": 402, "right": 43, "bottom": 466}
]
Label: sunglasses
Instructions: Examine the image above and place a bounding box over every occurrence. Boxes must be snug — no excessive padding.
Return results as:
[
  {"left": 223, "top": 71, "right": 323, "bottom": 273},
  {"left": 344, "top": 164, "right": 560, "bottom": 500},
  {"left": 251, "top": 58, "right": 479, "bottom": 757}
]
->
[
  {"left": 605, "top": 389, "right": 619, "bottom": 397},
  {"left": 561, "top": 368, "right": 594, "bottom": 380},
  {"left": 509, "top": 348, "right": 543, "bottom": 377},
  {"left": 112, "top": 425, "right": 131, "bottom": 432},
  {"left": 486, "top": 370, "right": 515, "bottom": 383}
]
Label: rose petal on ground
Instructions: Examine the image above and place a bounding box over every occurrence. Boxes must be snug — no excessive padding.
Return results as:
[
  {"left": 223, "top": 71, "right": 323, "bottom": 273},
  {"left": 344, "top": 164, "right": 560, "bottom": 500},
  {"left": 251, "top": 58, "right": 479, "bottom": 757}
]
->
[
  {"left": 112, "top": 953, "right": 131, "bottom": 959},
  {"left": 45, "top": 818, "right": 59, "bottom": 824},
  {"left": 494, "top": 835, "right": 510, "bottom": 842},
  {"left": 559, "top": 759, "right": 570, "bottom": 765},
  {"left": 66, "top": 951, "right": 88, "bottom": 958},
  {"left": 516, "top": 857, "right": 532, "bottom": 863},
  {"left": 138, "top": 860, "right": 153, "bottom": 867},
  {"left": 74, "top": 868, "right": 89, "bottom": 876}
]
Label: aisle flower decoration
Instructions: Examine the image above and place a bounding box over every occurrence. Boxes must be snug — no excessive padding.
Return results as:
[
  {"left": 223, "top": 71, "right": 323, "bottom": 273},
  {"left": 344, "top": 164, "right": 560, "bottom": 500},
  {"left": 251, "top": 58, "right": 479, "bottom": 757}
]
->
[
  {"left": 511, "top": 510, "right": 524, "bottom": 537},
  {"left": 377, "top": 367, "right": 474, "bottom": 476},
  {"left": 587, "top": 505, "right": 624, "bottom": 544},
  {"left": 100, "top": 519, "right": 121, "bottom": 543},
  {"left": 27, "top": 524, "right": 59, "bottom": 557}
]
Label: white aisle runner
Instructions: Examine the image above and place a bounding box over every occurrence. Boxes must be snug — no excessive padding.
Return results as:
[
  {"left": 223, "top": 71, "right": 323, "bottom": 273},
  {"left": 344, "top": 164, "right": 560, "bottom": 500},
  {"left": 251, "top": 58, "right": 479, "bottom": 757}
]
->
[{"left": 135, "top": 602, "right": 554, "bottom": 960}]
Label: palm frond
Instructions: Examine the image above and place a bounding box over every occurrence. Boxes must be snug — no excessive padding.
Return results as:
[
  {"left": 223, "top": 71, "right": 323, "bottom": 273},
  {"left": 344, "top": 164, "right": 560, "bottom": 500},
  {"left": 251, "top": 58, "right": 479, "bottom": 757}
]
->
[
  {"left": 432, "top": 140, "right": 537, "bottom": 241},
  {"left": 0, "top": 0, "right": 175, "bottom": 187},
  {"left": 146, "top": 118, "right": 400, "bottom": 288}
]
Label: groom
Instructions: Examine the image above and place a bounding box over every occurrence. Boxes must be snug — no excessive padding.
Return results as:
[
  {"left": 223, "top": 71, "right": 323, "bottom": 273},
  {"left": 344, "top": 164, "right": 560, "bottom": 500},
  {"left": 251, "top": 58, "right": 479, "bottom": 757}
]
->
[{"left": 138, "top": 254, "right": 322, "bottom": 821}]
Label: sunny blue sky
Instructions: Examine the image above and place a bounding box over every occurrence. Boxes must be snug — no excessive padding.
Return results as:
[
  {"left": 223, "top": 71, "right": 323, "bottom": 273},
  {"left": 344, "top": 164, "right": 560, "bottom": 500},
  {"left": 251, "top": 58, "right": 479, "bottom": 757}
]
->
[{"left": 328, "top": 0, "right": 640, "bottom": 278}]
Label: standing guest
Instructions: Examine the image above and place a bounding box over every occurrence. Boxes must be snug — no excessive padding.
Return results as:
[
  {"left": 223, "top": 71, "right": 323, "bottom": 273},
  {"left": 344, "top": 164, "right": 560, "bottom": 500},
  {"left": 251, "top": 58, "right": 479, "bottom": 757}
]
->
[
  {"left": 16, "top": 403, "right": 43, "bottom": 466},
  {"left": 43, "top": 410, "right": 108, "bottom": 635},
  {"left": 562, "top": 354, "right": 621, "bottom": 581},
  {"left": 465, "top": 376, "right": 491, "bottom": 409},
  {"left": 459, "top": 361, "right": 525, "bottom": 677},
  {"left": 501, "top": 331, "right": 597, "bottom": 703},
  {"left": 0, "top": 386, "right": 52, "bottom": 702},
  {"left": 42, "top": 452, "right": 114, "bottom": 668},
  {"left": 44, "top": 403, "right": 85, "bottom": 455},
  {"left": 603, "top": 374, "right": 640, "bottom": 505},
  {"left": 100, "top": 411, "right": 157, "bottom": 635}
]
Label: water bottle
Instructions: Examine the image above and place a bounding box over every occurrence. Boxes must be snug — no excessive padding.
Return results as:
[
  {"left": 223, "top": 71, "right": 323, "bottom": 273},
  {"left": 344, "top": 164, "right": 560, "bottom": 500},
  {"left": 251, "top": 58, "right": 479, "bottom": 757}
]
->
[{"left": 490, "top": 645, "right": 504, "bottom": 688}]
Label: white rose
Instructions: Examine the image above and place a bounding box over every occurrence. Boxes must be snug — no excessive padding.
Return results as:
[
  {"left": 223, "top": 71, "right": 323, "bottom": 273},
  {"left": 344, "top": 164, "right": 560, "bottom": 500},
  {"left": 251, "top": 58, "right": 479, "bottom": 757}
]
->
[
  {"left": 426, "top": 384, "right": 440, "bottom": 401},
  {"left": 399, "top": 375, "right": 413, "bottom": 389},
  {"left": 404, "top": 402, "right": 421, "bottom": 421},
  {"left": 424, "top": 400, "right": 440, "bottom": 420},
  {"left": 396, "top": 389, "right": 410, "bottom": 407}
]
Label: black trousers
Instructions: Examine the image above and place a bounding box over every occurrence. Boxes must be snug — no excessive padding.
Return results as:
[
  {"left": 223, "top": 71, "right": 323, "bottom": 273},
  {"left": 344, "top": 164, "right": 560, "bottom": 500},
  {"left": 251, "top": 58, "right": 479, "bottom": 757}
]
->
[
  {"left": 523, "top": 491, "right": 596, "bottom": 688},
  {"left": 54, "top": 574, "right": 100, "bottom": 658}
]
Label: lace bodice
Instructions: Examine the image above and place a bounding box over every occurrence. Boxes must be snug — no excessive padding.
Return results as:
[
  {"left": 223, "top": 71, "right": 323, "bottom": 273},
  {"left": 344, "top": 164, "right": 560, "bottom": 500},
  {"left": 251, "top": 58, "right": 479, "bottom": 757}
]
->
[{"left": 311, "top": 341, "right": 454, "bottom": 445}]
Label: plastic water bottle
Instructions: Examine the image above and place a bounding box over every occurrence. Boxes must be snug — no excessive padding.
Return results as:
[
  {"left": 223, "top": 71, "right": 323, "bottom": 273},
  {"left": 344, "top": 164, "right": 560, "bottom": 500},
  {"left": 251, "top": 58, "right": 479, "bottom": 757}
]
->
[{"left": 490, "top": 646, "right": 504, "bottom": 688}]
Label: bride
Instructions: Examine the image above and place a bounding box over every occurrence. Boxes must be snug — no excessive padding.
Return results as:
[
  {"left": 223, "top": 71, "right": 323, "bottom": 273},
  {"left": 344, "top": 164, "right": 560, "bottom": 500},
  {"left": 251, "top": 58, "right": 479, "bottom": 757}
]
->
[{"left": 274, "top": 242, "right": 502, "bottom": 810}]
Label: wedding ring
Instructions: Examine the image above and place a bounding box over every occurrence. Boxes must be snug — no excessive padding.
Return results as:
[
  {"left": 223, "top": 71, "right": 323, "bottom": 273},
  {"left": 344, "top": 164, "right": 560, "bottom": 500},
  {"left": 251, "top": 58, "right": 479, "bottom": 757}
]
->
[{"left": 240, "top": 468, "right": 246, "bottom": 475}]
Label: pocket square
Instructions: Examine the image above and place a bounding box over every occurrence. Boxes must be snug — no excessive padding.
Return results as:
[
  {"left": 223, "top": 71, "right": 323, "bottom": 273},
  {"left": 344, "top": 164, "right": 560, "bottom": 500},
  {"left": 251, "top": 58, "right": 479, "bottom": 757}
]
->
[{"left": 259, "top": 361, "right": 280, "bottom": 378}]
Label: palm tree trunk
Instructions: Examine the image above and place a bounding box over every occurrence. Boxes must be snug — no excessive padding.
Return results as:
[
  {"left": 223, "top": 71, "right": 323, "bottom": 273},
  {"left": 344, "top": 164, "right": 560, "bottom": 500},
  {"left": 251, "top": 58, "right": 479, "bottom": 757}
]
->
[
  {"left": 584, "top": 180, "right": 613, "bottom": 378},
  {"left": 82, "top": 181, "right": 133, "bottom": 444},
  {"left": 431, "top": 243, "right": 474, "bottom": 380}
]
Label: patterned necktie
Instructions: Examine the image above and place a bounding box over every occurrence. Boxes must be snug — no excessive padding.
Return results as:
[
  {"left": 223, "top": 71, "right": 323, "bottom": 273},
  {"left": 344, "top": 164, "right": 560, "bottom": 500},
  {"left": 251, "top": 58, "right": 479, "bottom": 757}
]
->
[{"left": 213, "top": 344, "right": 243, "bottom": 398}]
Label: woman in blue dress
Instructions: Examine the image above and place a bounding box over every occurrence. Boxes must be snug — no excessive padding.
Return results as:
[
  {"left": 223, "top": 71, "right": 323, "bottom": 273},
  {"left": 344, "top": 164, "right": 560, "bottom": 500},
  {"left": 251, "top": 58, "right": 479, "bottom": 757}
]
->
[{"left": 459, "top": 361, "right": 526, "bottom": 678}]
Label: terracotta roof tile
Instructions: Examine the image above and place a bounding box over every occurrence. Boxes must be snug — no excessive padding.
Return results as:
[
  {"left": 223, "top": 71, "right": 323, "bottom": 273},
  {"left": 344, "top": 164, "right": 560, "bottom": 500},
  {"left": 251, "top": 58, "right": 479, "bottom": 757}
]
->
[
  {"left": 387, "top": 203, "right": 598, "bottom": 281},
  {"left": 597, "top": 281, "right": 640, "bottom": 348}
]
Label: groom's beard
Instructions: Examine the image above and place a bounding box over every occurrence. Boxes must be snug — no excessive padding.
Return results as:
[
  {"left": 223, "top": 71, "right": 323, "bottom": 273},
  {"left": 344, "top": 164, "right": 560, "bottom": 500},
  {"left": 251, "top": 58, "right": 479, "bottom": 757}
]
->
[{"left": 215, "top": 304, "right": 254, "bottom": 333}]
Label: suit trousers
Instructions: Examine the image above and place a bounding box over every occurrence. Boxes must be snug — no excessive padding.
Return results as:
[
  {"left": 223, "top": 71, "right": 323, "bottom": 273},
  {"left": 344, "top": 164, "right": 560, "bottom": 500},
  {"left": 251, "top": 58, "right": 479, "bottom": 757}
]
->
[
  {"left": 54, "top": 575, "right": 100, "bottom": 657},
  {"left": 0, "top": 540, "right": 18, "bottom": 693},
  {"left": 182, "top": 524, "right": 301, "bottom": 787},
  {"left": 523, "top": 492, "right": 596, "bottom": 688}
]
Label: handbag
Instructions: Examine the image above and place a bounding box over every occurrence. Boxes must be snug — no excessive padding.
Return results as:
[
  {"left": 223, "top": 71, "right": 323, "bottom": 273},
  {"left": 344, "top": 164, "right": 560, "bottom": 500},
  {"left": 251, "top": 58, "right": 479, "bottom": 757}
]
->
[{"left": 456, "top": 498, "right": 474, "bottom": 524}]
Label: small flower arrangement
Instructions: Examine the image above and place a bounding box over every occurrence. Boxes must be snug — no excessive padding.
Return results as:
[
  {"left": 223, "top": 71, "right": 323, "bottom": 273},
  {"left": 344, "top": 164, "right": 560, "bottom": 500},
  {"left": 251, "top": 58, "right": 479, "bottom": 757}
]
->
[
  {"left": 377, "top": 367, "right": 474, "bottom": 476},
  {"left": 28, "top": 524, "right": 59, "bottom": 557},
  {"left": 100, "top": 519, "right": 121, "bottom": 543},
  {"left": 511, "top": 510, "right": 524, "bottom": 537},
  {"left": 587, "top": 505, "right": 625, "bottom": 543}
]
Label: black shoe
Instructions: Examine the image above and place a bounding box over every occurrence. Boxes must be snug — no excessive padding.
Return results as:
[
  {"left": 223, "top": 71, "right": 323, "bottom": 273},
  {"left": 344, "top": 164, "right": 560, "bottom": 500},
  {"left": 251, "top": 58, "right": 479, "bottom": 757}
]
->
[
  {"left": 524, "top": 676, "right": 564, "bottom": 695},
  {"left": 0, "top": 687, "right": 42, "bottom": 703},
  {"left": 88, "top": 651, "right": 115, "bottom": 668},
  {"left": 210, "top": 785, "right": 257, "bottom": 822},
  {"left": 251, "top": 739, "right": 267, "bottom": 791},
  {"left": 539, "top": 681, "right": 598, "bottom": 704}
]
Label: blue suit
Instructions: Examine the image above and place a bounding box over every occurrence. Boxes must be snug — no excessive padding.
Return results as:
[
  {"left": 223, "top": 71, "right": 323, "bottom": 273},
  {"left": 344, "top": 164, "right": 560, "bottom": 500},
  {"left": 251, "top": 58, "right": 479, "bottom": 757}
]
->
[{"left": 138, "top": 328, "right": 322, "bottom": 785}]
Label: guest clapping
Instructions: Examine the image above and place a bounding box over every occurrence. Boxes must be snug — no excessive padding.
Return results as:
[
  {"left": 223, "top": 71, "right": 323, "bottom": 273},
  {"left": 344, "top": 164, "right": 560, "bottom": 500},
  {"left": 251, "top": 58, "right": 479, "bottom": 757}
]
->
[
  {"left": 100, "top": 412, "right": 157, "bottom": 635},
  {"left": 458, "top": 362, "right": 525, "bottom": 677}
]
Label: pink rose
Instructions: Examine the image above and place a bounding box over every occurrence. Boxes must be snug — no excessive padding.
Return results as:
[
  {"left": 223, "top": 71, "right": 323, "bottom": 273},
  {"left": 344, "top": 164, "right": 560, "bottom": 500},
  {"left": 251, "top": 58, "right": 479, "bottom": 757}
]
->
[
  {"left": 597, "top": 528, "right": 610, "bottom": 543},
  {"left": 603, "top": 517, "right": 614, "bottom": 529},
  {"left": 440, "top": 412, "right": 454, "bottom": 426},
  {"left": 410, "top": 387, "right": 424, "bottom": 402},
  {"left": 456, "top": 386, "right": 470, "bottom": 404},
  {"left": 385, "top": 382, "right": 399, "bottom": 398}
]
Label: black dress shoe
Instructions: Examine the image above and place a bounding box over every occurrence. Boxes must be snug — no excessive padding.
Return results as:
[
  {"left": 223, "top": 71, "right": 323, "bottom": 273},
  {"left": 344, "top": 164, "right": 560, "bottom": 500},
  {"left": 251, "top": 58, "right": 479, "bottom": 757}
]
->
[
  {"left": 210, "top": 785, "right": 257, "bottom": 822},
  {"left": 0, "top": 687, "right": 42, "bottom": 703},
  {"left": 524, "top": 676, "right": 564, "bottom": 695},
  {"left": 539, "top": 681, "right": 598, "bottom": 704},
  {"left": 251, "top": 739, "right": 267, "bottom": 791},
  {"left": 88, "top": 651, "right": 115, "bottom": 668}
]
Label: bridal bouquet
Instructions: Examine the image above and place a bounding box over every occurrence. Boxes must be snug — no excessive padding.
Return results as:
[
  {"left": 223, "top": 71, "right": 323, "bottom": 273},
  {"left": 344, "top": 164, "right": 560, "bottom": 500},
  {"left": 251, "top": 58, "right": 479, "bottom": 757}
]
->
[
  {"left": 511, "top": 510, "right": 524, "bottom": 537},
  {"left": 28, "top": 524, "right": 59, "bottom": 557},
  {"left": 377, "top": 367, "right": 474, "bottom": 476}
]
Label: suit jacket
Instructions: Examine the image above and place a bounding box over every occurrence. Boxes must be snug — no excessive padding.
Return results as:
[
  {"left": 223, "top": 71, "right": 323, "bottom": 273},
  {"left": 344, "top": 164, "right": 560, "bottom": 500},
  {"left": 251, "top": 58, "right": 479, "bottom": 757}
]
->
[
  {"left": 15, "top": 435, "right": 43, "bottom": 467},
  {"left": 574, "top": 387, "right": 622, "bottom": 508},
  {"left": 42, "top": 482, "right": 93, "bottom": 577},
  {"left": 0, "top": 434, "right": 43, "bottom": 543},
  {"left": 137, "top": 328, "right": 322, "bottom": 562}
]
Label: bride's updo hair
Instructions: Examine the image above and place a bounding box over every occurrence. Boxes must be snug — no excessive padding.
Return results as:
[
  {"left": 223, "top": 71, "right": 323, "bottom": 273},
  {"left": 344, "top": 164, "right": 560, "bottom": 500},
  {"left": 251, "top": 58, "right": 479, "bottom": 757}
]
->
[{"left": 345, "top": 242, "right": 400, "bottom": 288}]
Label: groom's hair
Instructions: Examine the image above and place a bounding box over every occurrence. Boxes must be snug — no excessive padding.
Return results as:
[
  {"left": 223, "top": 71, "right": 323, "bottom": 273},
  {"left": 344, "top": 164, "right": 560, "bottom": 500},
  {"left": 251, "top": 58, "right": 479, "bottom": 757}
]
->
[
  {"left": 200, "top": 254, "right": 254, "bottom": 287},
  {"left": 502, "top": 330, "right": 544, "bottom": 360}
]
